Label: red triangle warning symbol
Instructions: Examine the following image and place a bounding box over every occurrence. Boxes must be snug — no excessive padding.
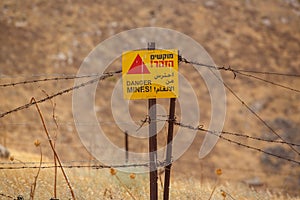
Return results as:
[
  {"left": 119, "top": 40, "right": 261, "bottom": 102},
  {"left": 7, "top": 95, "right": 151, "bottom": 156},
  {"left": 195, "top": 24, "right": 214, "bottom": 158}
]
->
[{"left": 127, "top": 54, "right": 150, "bottom": 74}]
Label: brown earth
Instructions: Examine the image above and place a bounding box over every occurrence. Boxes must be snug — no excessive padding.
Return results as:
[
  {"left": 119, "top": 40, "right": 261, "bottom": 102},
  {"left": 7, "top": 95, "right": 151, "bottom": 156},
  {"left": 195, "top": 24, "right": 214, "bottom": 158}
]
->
[{"left": 0, "top": 0, "right": 300, "bottom": 196}]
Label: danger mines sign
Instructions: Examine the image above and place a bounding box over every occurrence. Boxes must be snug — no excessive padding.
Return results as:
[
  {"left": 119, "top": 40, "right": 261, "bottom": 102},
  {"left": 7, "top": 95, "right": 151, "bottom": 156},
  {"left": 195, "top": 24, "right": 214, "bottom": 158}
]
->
[{"left": 122, "top": 49, "right": 179, "bottom": 100}]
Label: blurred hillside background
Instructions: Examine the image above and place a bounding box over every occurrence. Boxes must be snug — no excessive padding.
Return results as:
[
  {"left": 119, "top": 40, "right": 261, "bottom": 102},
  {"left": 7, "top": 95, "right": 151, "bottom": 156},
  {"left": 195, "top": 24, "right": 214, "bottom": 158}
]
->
[{"left": 0, "top": 0, "right": 300, "bottom": 197}]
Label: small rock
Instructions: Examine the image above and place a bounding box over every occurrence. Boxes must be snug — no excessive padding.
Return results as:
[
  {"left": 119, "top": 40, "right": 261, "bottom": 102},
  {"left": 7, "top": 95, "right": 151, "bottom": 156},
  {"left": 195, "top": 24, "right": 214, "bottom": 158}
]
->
[
  {"left": 72, "top": 39, "right": 79, "bottom": 48},
  {"left": 95, "top": 29, "right": 102, "bottom": 36},
  {"left": 14, "top": 21, "right": 28, "bottom": 28},
  {"left": 261, "top": 17, "right": 271, "bottom": 27},
  {"left": 110, "top": 21, "right": 118, "bottom": 28},
  {"left": 280, "top": 16, "right": 289, "bottom": 24},
  {"left": 204, "top": 1, "right": 216, "bottom": 8},
  {"left": 0, "top": 144, "right": 10, "bottom": 158},
  {"left": 244, "top": 177, "right": 264, "bottom": 187},
  {"left": 67, "top": 50, "right": 73, "bottom": 65},
  {"left": 250, "top": 99, "right": 266, "bottom": 112},
  {"left": 56, "top": 52, "right": 66, "bottom": 61},
  {"left": 284, "top": 0, "right": 299, "bottom": 8}
]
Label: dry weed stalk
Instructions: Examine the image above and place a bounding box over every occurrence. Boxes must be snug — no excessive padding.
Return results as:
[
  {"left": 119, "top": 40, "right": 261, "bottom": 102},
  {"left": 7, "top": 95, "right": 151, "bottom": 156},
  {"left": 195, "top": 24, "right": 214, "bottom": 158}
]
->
[
  {"left": 220, "top": 189, "right": 236, "bottom": 200},
  {"left": 208, "top": 168, "right": 222, "bottom": 200},
  {"left": 9, "top": 155, "right": 26, "bottom": 166},
  {"left": 158, "top": 168, "right": 164, "bottom": 189},
  {"left": 110, "top": 168, "right": 136, "bottom": 200},
  {"left": 30, "top": 97, "right": 76, "bottom": 200},
  {"left": 41, "top": 89, "right": 59, "bottom": 198},
  {"left": 30, "top": 140, "right": 42, "bottom": 200},
  {"left": 103, "top": 188, "right": 113, "bottom": 199}
]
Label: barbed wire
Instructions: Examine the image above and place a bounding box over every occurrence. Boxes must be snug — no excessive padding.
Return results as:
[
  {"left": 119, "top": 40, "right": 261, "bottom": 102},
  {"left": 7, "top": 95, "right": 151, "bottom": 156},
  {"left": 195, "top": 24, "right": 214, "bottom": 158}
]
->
[
  {"left": 173, "top": 121, "right": 300, "bottom": 165},
  {"left": 179, "top": 57, "right": 300, "bottom": 77},
  {"left": 135, "top": 116, "right": 300, "bottom": 147},
  {"left": 0, "top": 158, "right": 298, "bottom": 177},
  {"left": 0, "top": 193, "right": 14, "bottom": 199},
  {"left": 0, "top": 160, "right": 99, "bottom": 165},
  {"left": 0, "top": 73, "right": 111, "bottom": 88},
  {"left": 135, "top": 116, "right": 300, "bottom": 164},
  {"left": 0, "top": 119, "right": 167, "bottom": 127},
  {"left": 0, "top": 70, "right": 121, "bottom": 119},
  {"left": 221, "top": 130, "right": 300, "bottom": 147},
  {"left": 0, "top": 162, "right": 150, "bottom": 170},
  {"left": 1, "top": 118, "right": 299, "bottom": 147},
  {"left": 0, "top": 157, "right": 298, "bottom": 176},
  {"left": 1, "top": 57, "right": 299, "bottom": 89},
  {"left": 0, "top": 73, "right": 90, "bottom": 79},
  {"left": 214, "top": 71, "right": 300, "bottom": 156},
  {"left": 179, "top": 57, "right": 300, "bottom": 93},
  {"left": 0, "top": 58, "right": 299, "bottom": 169},
  {"left": 233, "top": 69, "right": 300, "bottom": 77},
  {"left": 180, "top": 58, "right": 300, "bottom": 156},
  {"left": 234, "top": 71, "right": 300, "bottom": 93}
]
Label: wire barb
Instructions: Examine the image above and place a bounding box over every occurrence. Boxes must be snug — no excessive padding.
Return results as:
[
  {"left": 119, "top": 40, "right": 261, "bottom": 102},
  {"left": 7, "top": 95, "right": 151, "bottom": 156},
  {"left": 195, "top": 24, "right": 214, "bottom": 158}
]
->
[
  {"left": 0, "top": 193, "right": 14, "bottom": 199},
  {"left": 136, "top": 115, "right": 150, "bottom": 131}
]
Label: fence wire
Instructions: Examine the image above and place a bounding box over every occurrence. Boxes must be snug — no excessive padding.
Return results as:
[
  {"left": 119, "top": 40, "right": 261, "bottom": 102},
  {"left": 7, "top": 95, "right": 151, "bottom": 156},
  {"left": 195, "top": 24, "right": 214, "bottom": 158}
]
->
[
  {"left": 179, "top": 56, "right": 300, "bottom": 77},
  {"left": 0, "top": 56, "right": 299, "bottom": 177},
  {"left": 173, "top": 120, "right": 300, "bottom": 165},
  {"left": 0, "top": 70, "right": 121, "bottom": 118},
  {"left": 0, "top": 73, "right": 111, "bottom": 88},
  {"left": 179, "top": 57, "right": 300, "bottom": 156}
]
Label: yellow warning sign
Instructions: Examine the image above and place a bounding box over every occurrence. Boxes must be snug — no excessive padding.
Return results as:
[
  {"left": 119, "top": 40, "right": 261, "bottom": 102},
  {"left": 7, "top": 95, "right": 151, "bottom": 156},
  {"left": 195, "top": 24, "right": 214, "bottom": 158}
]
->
[{"left": 122, "top": 49, "right": 179, "bottom": 100}]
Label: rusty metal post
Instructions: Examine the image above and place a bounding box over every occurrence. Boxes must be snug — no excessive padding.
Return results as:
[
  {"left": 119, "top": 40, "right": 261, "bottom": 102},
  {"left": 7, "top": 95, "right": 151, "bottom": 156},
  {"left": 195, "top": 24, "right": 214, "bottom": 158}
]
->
[
  {"left": 149, "top": 99, "right": 158, "bottom": 200},
  {"left": 163, "top": 98, "right": 176, "bottom": 200},
  {"left": 148, "top": 42, "right": 158, "bottom": 200},
  {"left": 125, "top": 131, "right": 129, "bottom": 163}
]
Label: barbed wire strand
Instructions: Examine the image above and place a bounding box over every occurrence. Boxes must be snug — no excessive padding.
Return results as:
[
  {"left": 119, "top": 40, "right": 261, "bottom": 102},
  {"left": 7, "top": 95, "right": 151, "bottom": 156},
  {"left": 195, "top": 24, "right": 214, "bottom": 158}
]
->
[
  {"left": 0, "top": 158, "right": 298, "bottom": 176},
  {"left": 234, "top": 69, "right": 300, "bottom": 77},
  {"left": 136, "top": 117, "right": 300, "bottom": 164},
  {"left": 235, "top": 71, "right": 300, "bottom": 93},
  {"left": 173, "top": 121, "right": 300, "bottom": 165},
  {"left": 180, "top": 58, "right": 300, "bottom": 93},
  {"left": 0, "top": 193, "right": 14, "bottom": 199},
  {"left": 0, "top": 70, "right": 121, "bottom": 119},
  {"left": 0, "top": 120, "right": 163, "bottom": 126},
  {"left": 179, "top": 57, "right": 300, "bottom": 77},
  {"left": 1, "top": 58, "right": 299, "bottom": 88},
  {"left": 139, "top": 117, "right": 300, "bottom": 147},
  {"left": 221, "top": 130, "right": 300, "bottom": 147},
  {"left": 0, "top": 74, "right": 104, "bottom": 87},
  {"left": 0, "top": 73, "right": 92, "bottom": 79},
  {"left": 2, "top": 115, "right": 299, "bottom": 147},
  {"left": 2, "top": 134, "right": 299, "bottom": 148},
  {"left": 181, "top": 58, "right": 300, "bottom": 156},
  {"left": 0, "top": 162, "right": 150, "bottom": 170},
  {"left": 213, "top": 72, "right": 300, "bottom": 156},
  {"left": 0, "top": 160, "right": 100, "bottom": 165}
]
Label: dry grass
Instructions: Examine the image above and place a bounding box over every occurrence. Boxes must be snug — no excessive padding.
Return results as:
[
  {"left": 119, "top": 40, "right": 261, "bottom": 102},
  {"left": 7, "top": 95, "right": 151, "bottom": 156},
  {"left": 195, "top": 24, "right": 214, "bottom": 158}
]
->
[{"left": 1, "top": 153, "right": 299, "bottom": 200}]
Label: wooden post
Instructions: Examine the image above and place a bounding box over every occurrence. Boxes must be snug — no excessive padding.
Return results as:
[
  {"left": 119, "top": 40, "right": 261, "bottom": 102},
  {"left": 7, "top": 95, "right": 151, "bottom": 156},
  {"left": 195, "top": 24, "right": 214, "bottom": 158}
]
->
[
  {"left": 148, "top": 42, "right": 158, "bottom": 200},
  {"left": 163, "top": 98, "right": 176, "bottom": 200}
]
